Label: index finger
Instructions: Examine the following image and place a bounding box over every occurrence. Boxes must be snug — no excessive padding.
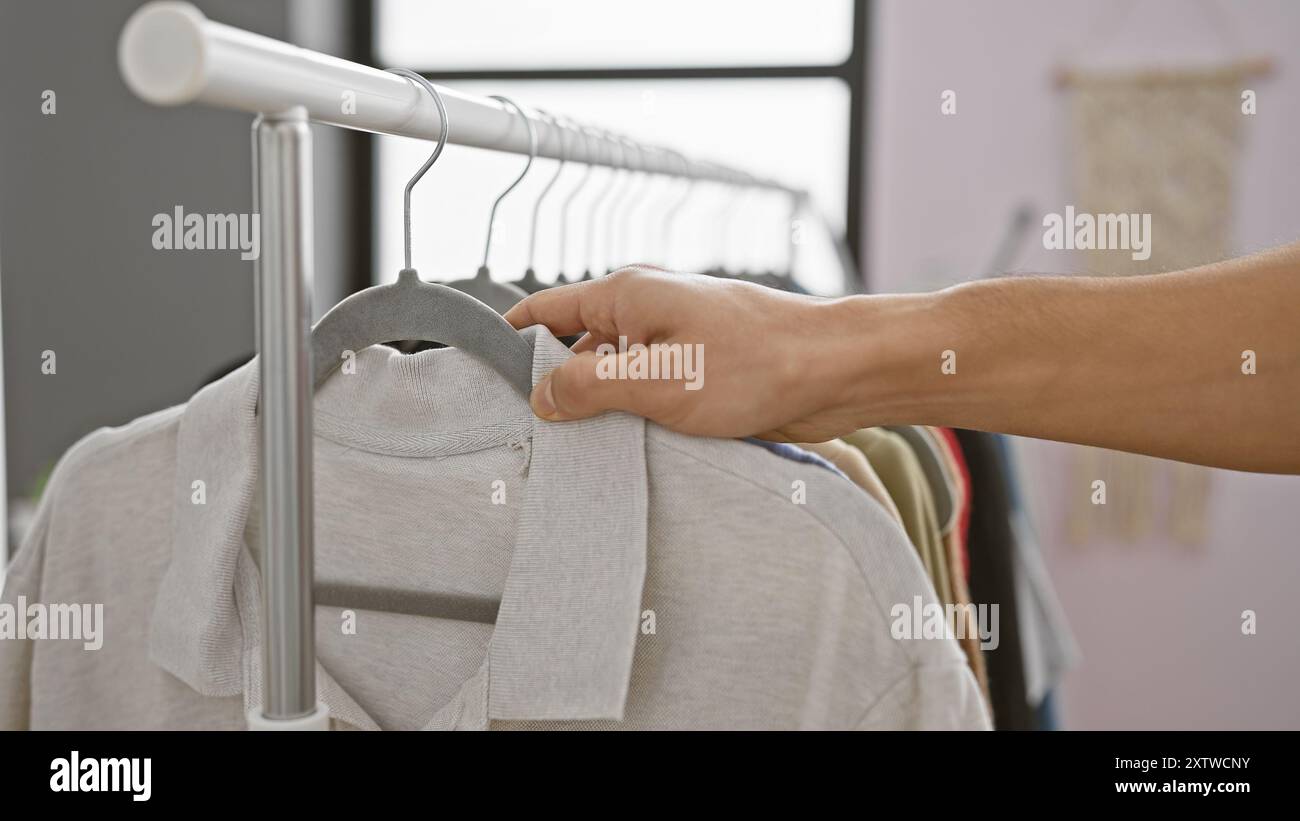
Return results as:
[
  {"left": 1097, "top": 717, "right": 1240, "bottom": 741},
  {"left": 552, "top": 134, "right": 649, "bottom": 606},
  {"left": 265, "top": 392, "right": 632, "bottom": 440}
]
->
[{"left": 504, "top": 278, "right": 606, "bottom": 335}]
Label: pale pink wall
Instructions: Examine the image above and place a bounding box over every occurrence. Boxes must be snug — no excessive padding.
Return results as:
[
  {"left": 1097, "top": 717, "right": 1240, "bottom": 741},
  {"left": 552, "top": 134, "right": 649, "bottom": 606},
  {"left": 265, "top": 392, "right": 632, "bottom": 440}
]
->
[{"left": 868, "top": 0, "right": 1300, "bottom": 728}]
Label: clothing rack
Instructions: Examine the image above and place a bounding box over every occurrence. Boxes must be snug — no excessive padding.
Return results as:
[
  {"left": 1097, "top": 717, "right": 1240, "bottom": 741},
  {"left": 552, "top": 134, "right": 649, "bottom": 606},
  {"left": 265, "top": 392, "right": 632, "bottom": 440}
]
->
[
  {"left": 117, "top": 3, "right": 799, "bottom": 190},
  {"left": 118, "top": 1, "right": 805, "bottom": 730}
]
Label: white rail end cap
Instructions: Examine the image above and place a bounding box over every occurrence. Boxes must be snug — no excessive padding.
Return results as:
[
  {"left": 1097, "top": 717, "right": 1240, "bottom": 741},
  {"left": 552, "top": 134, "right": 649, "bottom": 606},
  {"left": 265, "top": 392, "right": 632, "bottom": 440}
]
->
[{"left": 118, "top": 1, "right": 208, "bottom": 106}]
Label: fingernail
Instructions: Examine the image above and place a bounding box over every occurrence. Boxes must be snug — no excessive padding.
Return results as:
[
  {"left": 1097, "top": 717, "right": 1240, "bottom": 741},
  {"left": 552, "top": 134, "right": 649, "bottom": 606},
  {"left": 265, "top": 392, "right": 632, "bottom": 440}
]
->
[{"left": 532, "top": 376, "right": 557, "bottom": 419}]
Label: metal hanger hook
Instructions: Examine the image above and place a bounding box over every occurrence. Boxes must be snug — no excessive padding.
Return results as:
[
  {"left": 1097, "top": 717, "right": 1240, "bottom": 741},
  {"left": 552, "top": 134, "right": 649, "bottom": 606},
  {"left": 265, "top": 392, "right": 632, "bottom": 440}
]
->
[
  {"left": 384, "top": 68, "right": 449, "bottom": 272},
  {"left": 609, "top": 135, "right": 646, "bottom": 270},
  {"left": 526, "top": 109, "right": 566, "bottom": 273},
  {"left": 584, "top": 129, "right": 625, "bottom": 277},
  {"left": 660, "top": 149, "right": 696, "bottom": 266},
  {"left": 481, "top": 95, "right": 537, "bottom": 271},
  {"left": 558, "top": 121, "right": 596, "bottom": 280}
]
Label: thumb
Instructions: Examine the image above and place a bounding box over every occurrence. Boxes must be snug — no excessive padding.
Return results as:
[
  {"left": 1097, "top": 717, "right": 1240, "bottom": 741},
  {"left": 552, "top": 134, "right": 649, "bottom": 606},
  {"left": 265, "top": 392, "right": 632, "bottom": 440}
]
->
[{"left": 530, "top": 350, "right": 667, "bottom": 422}]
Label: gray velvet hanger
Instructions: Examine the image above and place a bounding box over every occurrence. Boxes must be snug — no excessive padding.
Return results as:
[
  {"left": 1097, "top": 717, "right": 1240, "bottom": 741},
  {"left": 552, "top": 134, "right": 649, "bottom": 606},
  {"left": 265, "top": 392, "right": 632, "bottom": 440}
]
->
[
  {"left": 443, "top": 267, "right": 527, "bottom": 314},
  {"left": 510, "top": 109, "right": 565, "bottom": 294},
  {"left": 312, "top": 268, "right": 530, "bottom": 395},
  {"left": 309, "top": 70, "right": 530, "bottom": 624},
  {"left": 581, "top": 130, "right": 625, "bottom": 281},
  {"left": 554, "top": 121, "right": 597, "bottom": 286},
  {"left": 312, "top": 70, "right": 532, "bottom": 396},
  {"left": 604, "top": 135, "right": 644, "bottom": 275},
  {"left": 442, "top": 95, "right": 532, "bottom": 312}
]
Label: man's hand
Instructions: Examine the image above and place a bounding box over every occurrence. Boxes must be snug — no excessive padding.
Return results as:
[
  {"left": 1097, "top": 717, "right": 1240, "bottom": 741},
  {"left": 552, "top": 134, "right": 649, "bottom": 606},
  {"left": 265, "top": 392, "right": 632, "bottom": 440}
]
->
[{"left": 504, "top": 266, "right": 865, "bottom": 442}]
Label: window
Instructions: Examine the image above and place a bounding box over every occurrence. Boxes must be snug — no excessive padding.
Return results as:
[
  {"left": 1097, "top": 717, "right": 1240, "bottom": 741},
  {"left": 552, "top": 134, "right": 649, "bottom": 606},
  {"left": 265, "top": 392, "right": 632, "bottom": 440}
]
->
[
  {"left": 377, "top": 0, "right": 854, "bottom": 69},
  {"left": 369, "top": 0, "right": 866, "bottom": 296}
]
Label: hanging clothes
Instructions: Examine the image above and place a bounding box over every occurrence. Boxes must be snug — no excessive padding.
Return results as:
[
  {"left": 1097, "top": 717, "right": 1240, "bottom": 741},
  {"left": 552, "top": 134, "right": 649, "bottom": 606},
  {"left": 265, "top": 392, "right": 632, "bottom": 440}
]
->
[
  {"left": 993, "top": 435, "right": 1080, "bottom": 719},
  {"left": 0, "top": 328, "right": 988, "bottom": 731},
  {"left": 837, "top": 428, "right": 990, "bottom": 715},
  {"left": 930, "top": 427, "right": 973, "bottom": 582},
  {"left": 885, "top": 426, "right": 956, "bottom": 534},
  {"left": 795, "top": 439, "right": 904, "bottom": 528},
  {"left": 841, "top": 428, "right": 953, "bottom": 608},
  {"left": 918, "top": 427, "right": 989, "bottom": 709},
  {"left": 847, "top": 428, "right": 987, "bottom": 711},
  {"left": 743, "top": 437, "right": 849, "bottom": 480},
  {"left": 953, "top": 429, "right": 1035, "bottom": 730}
]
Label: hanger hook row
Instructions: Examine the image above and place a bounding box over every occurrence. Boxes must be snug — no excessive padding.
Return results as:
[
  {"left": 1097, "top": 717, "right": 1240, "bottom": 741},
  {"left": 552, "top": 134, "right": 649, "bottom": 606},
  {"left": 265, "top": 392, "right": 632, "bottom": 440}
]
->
[
  {"left": 558, "top": 119, "right": 596, "bottom": 280},
  {"left": 526, "top": 108, "right": 566, "bottom": 274},
  {"left": 606, "top": 134, "right": 644, "bottom": 272},
  {"left": 660, "top": 147, "right": 696, "bottom": 267},
  {"left": 481, "top": 95, "right": 538, "bottom": 271},
  {"left": 385, "top": 68, "right": 449, "bottom": 273},
  {"left": 583, "top": 128, "right": 626, "bottom": 278}
]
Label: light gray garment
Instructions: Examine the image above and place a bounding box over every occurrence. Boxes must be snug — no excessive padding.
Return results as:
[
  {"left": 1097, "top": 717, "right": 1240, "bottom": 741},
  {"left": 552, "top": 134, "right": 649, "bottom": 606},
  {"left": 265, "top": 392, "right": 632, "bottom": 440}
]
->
[{"left": 1, "top": 327, "right": 988, "bottom": 730}]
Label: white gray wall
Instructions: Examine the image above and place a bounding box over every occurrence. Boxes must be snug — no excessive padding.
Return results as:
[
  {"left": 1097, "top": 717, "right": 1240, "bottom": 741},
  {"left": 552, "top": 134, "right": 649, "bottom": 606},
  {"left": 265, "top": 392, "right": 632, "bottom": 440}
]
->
[
  {"left": 0, "top": 0, "right": 356, "bottom": 518},
  {"left": 868, "top": 0, "right": 1300, "bottom": 728}
]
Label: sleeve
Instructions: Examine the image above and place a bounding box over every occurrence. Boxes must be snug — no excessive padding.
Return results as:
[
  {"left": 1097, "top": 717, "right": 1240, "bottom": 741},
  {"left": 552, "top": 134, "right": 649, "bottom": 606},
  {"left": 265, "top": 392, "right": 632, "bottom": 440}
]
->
[
  {"left": 0, "top": 495, "right": 53, "bottom": 730},
  {"left": 855, "top": 663, "right": 993, "bottom": 731}
]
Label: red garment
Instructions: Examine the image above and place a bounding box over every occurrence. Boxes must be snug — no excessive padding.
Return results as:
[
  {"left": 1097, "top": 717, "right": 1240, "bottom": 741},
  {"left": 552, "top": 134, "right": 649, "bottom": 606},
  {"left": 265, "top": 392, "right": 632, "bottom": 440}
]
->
[{"left": 932, "top": 427, "right": 972, "bottom": 582}]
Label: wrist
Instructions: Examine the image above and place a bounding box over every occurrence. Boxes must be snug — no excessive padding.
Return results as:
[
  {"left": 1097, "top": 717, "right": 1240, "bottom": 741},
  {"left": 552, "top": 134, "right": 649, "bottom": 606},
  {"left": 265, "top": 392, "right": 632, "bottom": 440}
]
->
[{"left": 812, "top": 286, "right": 982, "bottom": 428}]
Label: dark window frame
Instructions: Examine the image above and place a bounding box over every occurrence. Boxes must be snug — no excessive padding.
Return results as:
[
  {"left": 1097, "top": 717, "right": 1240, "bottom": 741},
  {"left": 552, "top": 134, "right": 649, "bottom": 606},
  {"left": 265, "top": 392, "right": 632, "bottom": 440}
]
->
[{"left": 350, "top": 0, "right": 869, "bottom": 293}]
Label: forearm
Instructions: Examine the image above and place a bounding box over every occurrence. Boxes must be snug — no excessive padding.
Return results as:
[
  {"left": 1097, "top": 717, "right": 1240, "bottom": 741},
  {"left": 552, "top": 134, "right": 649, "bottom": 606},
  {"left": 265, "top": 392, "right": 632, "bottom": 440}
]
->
[{"left": 823, "top": 244, "right": 1300, "bottom": 473}]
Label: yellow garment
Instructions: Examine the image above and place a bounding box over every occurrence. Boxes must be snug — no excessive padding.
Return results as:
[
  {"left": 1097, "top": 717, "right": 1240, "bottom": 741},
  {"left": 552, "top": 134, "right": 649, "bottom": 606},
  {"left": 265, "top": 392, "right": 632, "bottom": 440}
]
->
[
  {"left": 921, "top": 427, "right": 990, "bottom": 705},
  {"left": 841, "top": 429, "right": 953, "bottom": 608},
  {"left": 796, "top": 439, "right": 904, "bottom": 528}
]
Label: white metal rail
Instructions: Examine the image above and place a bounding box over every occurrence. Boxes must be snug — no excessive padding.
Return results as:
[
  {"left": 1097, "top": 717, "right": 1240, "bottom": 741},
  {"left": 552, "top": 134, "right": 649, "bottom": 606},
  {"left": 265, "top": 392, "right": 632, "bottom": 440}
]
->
[{"left": 118, "top": 1, "right": 799, "bottom": 191}]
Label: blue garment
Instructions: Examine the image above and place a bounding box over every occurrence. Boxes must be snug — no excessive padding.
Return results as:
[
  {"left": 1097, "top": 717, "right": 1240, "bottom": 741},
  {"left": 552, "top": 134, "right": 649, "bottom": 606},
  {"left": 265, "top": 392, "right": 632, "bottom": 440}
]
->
[
  {"left": 1036, "top": 689, "right": 1060, "bottom": 730},
  {"left": 993, "top": 434, "right": 1024, "bottom": 508},
  {"left": 992, "top": 434, "right": 1079, "bottom": 725},
  {"left": 742, "top": 438, "right": 849, "bottom": 482}
]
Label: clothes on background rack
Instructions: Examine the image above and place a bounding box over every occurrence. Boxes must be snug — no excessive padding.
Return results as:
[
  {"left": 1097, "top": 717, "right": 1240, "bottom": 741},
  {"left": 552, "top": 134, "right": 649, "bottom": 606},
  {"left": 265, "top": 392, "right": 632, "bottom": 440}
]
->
[
  {"left": 931, "top": 426, "right": 973, "bottom": 581},
  {"left": 885, "top": 425, "right": 956, "bottom": 533},
  {"left": 953, "top": 429, "right": 1033, "bottom": 730},
  {"left": 843, "top": 428, "right": 954, "bottom": 609},
  {"left": 924, "top": 427, "right": 987, "bottom": 703},
  {"left": 794, "top": 438, "right": 902, "bottom": 527},
  {"left": 0, "top": 327, "right": 990, "bottom": 731},
  {"left": 751, "top": 424, "right": 1080, "bottom": 729},
  {"left": 995, "top": 434, "right": 1081, "bottom": 719},
  {"left": 745, "top": 423, "right": 1083, "bottom": 729},
  {"left": 743, "top": 437, "right": 849, "bottom": 479},
  {"left": 721, "top": 428, "right": 998, "bottom": 717},
  {"left": 840, "top": 427, "right": 990, "bottom": 713}
]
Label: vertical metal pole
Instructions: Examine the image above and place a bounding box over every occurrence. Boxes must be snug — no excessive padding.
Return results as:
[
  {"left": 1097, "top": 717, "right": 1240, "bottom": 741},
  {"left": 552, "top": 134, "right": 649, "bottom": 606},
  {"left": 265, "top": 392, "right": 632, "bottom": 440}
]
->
[
  {"left": 0, "top": 235, "right": 7, "bottom": 573},
  {"left": 254, "top": 106, "right": 318, "bottom": 722}
]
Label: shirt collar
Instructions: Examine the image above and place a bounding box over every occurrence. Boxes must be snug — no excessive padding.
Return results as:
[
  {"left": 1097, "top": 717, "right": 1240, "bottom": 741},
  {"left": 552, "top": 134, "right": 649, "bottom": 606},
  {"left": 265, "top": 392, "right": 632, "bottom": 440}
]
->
[{"left": 150, "top": 326, "right": 648, "bottom": 725}]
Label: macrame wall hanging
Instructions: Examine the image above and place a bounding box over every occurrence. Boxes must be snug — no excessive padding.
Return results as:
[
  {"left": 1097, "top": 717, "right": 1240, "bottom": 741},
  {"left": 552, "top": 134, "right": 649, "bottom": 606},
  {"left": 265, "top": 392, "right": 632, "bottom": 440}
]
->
[{"left": 1058, "top": 60, "right": 1264, "bottom": 548}]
